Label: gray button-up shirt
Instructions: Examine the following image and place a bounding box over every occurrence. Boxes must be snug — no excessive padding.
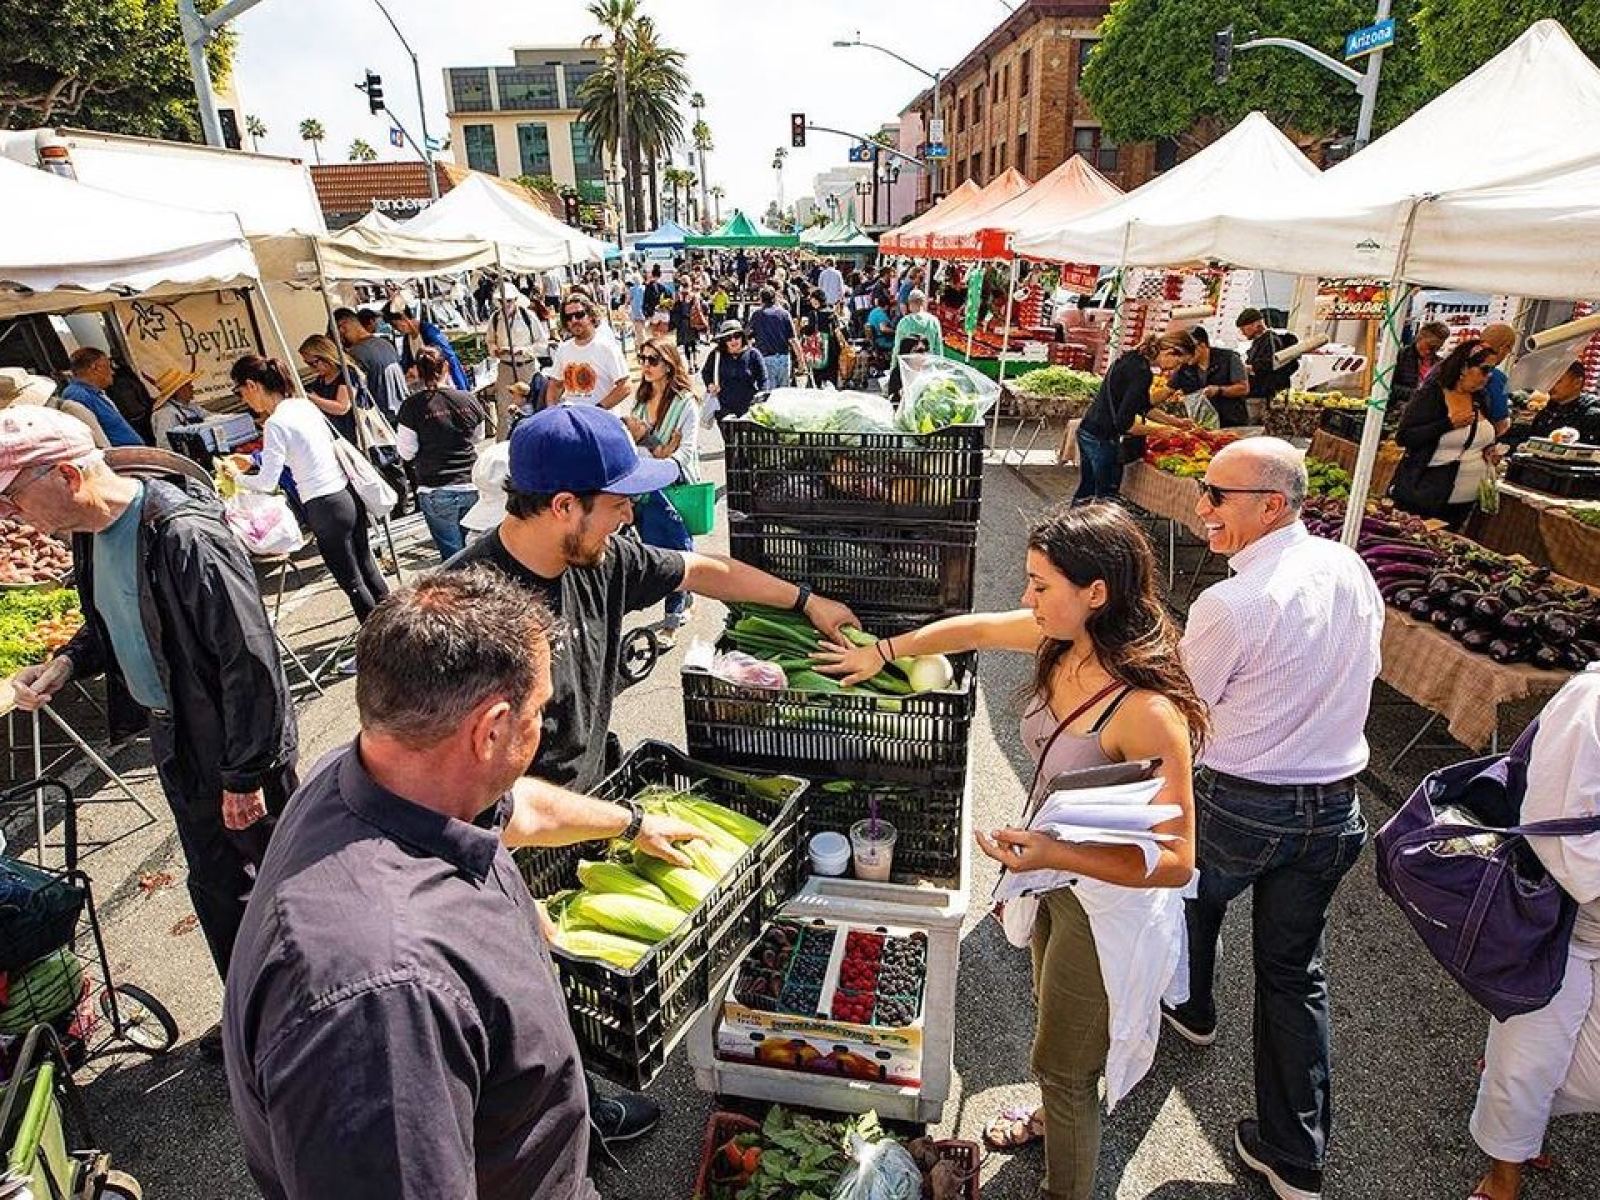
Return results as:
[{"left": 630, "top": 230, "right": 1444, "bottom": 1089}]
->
[{"left": 224, "top": 745, "right": 596, "bottom": 1200}]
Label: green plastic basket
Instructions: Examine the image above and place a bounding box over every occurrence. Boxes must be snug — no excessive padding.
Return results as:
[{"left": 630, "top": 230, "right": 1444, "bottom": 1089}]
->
[{"left": 663, "top": 481, "right": 716, "bottom": 535}]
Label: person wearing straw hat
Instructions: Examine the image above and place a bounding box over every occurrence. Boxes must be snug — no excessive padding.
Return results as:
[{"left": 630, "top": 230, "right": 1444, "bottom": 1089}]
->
[
  {"left": 0, "top": 366, "right": 110, "bottom": 448},
  {"left": 146, "top": 367, "right": 205, "bottom": 451},
  {"left": 700, "top": 320, "right": 767, "bottom": 424},
  {"left": 487, "top": 281, "right": 551, "bottom": 441}
]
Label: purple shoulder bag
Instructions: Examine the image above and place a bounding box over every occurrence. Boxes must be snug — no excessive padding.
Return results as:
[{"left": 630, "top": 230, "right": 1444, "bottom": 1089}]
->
[{"left": 1375, "top": 719, "right": 1600, "bottom": 1021}]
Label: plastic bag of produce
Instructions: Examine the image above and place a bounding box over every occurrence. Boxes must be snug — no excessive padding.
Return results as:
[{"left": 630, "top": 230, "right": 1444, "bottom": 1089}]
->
[
  {"left": 749, "top": 388, "right": 899, "bottom": 434},
  {"left": 1182, "top": 390, "right": 1221, "bottom": 430},
  {"left": 831, "top": 1133, "right": 923, "bottom": 1200},
  {"left": 707, "top": 649, "right": 788, "bottom": 690},
  {"left": 223, "top": 490, "right": 304, "bottom": 556},
  {"left": 895, "top": 355, "right": 998, "bottom": 433}
]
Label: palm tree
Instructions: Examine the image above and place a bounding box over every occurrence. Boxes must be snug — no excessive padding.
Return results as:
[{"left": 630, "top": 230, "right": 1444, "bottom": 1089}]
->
[
  {"left": 582, "top": 0, "right": 641, "bottom": 232},
  {"left": 298, "top": 118, "right": 325, "bottom": 165},
  {"left": 348, "top": 139, "right": 378, "bottom": 163},
  {"left": 709, "top": 184, "right": 725, "bottom": 224},
  {"left": 245, "top": 114, "right": 267, "bottom": 152},
  {"left": 691, "top": 115, "right": 713, "bottom": 231},
  {"left": 578, "top": 12, "right": 688, "bottom": 235}
]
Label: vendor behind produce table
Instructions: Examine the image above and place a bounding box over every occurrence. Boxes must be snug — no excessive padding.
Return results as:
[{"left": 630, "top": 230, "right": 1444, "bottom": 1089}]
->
[
  {"left": 1169, "top": 437, "right": 1382, "bottom": 1200},
  {"left": 146, "top": 367, "right": 205, "bottom": 452},
  {"left": 1075, "top": 332, "right": 1198, "bottom": 503},
  {"left": 224, "top": 569, "right": 706, "bottom": 1200},
  {"left": 1478, "top": 322, "right": 1518, "bottom": 434},
  {"left": 1524, "top": 360, "right": 1600, "bottom": 445},
  {"left": 1169, "top": 326, "right": 1249, "bottom": 428},
  {"left": 1391, "top": 339, "right": 1500, "bottom": 530},
  {"left": 701, "top": 321, "right": 767, "bottom": 423},
  {"left": 62, "top": 347, "right": 144, "bottom": 448},
  {"left": 814, "top": 503, "right": 1201, "bottom": 1200},
  {"left": 1235, "top": 308, "right": 1298, "bottom": 404},
  {"left": 3, "top": 407, "right": 298, "bottom": 1043},
  {"left": 447, "top": 402, "right": 859, "bottom": 793},
  {"left": 1390, "top": 320, "right": 1450, "bottom": 414}
]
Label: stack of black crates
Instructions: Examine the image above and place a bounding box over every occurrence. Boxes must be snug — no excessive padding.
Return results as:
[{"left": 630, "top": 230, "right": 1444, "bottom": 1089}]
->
[{"left": 682, "top": 417, "right": 985, "bottom": 888}]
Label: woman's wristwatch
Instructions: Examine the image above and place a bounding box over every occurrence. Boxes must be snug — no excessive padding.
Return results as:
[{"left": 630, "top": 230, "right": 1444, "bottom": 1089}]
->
[{"left": 618, "top": 797, "right": 645, "bottom": 843}]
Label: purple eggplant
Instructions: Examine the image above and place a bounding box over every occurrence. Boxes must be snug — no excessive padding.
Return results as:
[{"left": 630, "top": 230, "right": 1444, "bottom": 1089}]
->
[
  {"left": 1503, "top": 585, "right": 1530, "bottom": 610},
  {"left": 1448, "top": 615, "right": 1475, "bottom": 640},
  {"left": 1448, "top": 590, "right": 1483, "bottom": 615},
  {"left": 1501, "top": 607, "right": 1539, "bottom": 636},
  {"left": 1534, "top": 644, "right": 1567, "bottom": 671},
  {"left": 1472, "top": 595, "right": 1509, "bottom": 624},
  {"left": 1429, "top": 607, "right": 1457, "bottom": 631},
  {"left": 1489, "top": 638, "right": 1530, "bottom": 665},
  {"left": 1392, "top": 587, "right": 1424, "bottom": 609},
  {"left": 1539, "top": 610, "right": 1579, "bottom": 641},
  {"left": 1461, "top": 629, "right": 1494, "bottom": 653}
]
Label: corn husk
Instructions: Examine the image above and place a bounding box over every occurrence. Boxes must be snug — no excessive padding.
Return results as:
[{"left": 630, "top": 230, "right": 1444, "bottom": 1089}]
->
[
  {"left": 635, "top": 857, "right": 717, "bottom": 911},
  {"left": 565, "top": 891, "right": 686, "bottom": 942},
  {"left": 576, "top": 859, "right": 672, "bottom": 905},
  {"left": 552, "top": 928, "right": 652, "bottom": 969}
]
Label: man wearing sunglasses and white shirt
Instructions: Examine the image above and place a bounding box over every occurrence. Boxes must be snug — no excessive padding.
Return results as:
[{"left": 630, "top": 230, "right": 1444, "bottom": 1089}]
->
[
  {"left": 1167, "top": 436, "right": 1383, "bottom": 1200},
  {"left": 547, "top": 294, "right": 630, "bottom": 410}
]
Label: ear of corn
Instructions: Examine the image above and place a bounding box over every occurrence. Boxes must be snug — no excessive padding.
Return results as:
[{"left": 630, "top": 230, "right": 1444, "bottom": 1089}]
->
[
  {"left": 576, "top": 859, "right": 672, "bottom": 905},
  {"left": 635, "top": 856, "right": 718, "bottom": 911},
  {"left": 552, "top": 928, "right": 652, "bottom": 969},
  {"left": 566, "top": 891, "right": 686, "bottom": 942},
  {"left": 670, "top": 795, "right": 766, "bottom": 846}
]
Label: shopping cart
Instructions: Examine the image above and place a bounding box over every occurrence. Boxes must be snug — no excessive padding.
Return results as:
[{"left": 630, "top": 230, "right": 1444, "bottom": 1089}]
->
[
  {"left": 0, "top": 1025, "right": 141, "bottom": 1198},
  {"left": 0, "top": 780, "right": 177, "bottom": 1070}
]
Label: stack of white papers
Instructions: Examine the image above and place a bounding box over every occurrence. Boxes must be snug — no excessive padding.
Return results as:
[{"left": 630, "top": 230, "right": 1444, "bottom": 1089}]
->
[{"left": 995, "top": 777, "right": 1176, "bottom": 897}]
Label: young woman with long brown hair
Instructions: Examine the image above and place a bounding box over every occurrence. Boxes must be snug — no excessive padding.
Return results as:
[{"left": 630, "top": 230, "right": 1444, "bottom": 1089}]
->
[
  {"left": 622, "top": 337, "right": 701, "bottom": 645},
  {"left": 815, "top": 503, "right": 1205, "bottom": 1200}
]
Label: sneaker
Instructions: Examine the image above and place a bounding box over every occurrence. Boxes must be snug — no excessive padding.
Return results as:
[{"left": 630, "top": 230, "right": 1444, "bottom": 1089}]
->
[
  {"left": 1161, "top": 1002, "right": 1218, "bottom": 1047},
  {"left": 1234, "top": 1119, "right": 1323, "bottom": 1200},
  {"left": 655, "top": 627, "right": 678, "bottom": 650},
  {"left": 589, "top": 1089, "right": 660, "bottom": 1148}
]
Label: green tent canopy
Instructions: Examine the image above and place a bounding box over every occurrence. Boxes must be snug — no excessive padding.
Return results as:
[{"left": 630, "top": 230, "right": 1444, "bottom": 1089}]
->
[
  {"left": 816, "top": 216, "right": 877, "bottom": 256},
  {"left": 685, "top": 209, "right": 799, "bottom": 248}
]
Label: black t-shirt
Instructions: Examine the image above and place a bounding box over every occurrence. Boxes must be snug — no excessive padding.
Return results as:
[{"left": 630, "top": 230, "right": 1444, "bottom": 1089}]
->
[
  {"left": 446, "top": 529, "right": 685, "bottom": 791},
  {"left": 1246, "top": 330, "right": 1299, "bottom": 399},
  {"left": 1081, "top": 352, "right": 1154, "bottom": 442},
  {"left": 306, "top": 371, "right": 361, "bottom": 444},
  {"left": 397, "top": 387, "right": 483, "bottom": 488}
]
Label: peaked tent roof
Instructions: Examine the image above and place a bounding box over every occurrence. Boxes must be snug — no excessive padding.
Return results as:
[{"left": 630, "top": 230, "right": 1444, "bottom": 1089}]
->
[
  {"left": 0, "top": 156, "right": 259, "bottom": 318},
  {"left": 817, "top": 217, "right": 878, "bottom": 255},
  {"left": 684, "top": 209, "right": 800, "bottom": 247},
  {"left": 1038, "top": 21, "right": 1600, "bottom": 285},
  {"left": 633, "top": 218, "right": 695, "bottom": 250},
  {"left": 921, "top": 168, "right": 1033, "bottom": 259},
  {"left": 1013, "top": 113, "right": 1319, "bottom": 268},
  {"left": 934, "top": 156, "right": 1123, "bottom": 261},
  {"left": 404, "top": 173, "right": 609, "bottom": 269},
  {"left": 879, "top": 181, "right": 982, "bottom": 256}
]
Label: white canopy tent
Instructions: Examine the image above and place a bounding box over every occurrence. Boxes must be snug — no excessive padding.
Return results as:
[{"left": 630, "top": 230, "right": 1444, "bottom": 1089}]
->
[
  {"left": 404, "top": 174, "right": 610, "bottom": 270},
  {"left": 1012, "top": 112, "right": 1320, "bottom": 268},
  {"left": 0, "top": 155, "right": 258, "bottom": 319}
]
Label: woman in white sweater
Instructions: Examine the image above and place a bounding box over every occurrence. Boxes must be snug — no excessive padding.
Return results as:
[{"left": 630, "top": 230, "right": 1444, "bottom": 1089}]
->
[
  {"left": 227, "top": 355, "right": 389, "bottom": 623},
  {"left": 622, "top": 337, "right": 700, "bottom": 645}
]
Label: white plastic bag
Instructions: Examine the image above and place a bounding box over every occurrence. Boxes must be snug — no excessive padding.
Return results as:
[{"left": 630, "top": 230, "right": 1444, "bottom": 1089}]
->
[
  {"left": 895, "top": 355, "right": 999, "bottom": 432},
  {"left": 831, "top": 1134, "right": 922, "bottom": 1200},
  {"left": 750, "top": 387, "right": 898, "bottom": 434},
  {"left": 224, "top": 491, "right": 304, "bottom": 556},
  {"left": 1182, "top": 390, "right": 1220, "bottom": 429}
]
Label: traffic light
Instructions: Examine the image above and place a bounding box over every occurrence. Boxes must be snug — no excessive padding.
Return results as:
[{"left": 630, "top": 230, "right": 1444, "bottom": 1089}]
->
[
  {"left": 791, "top": 113, "right": 806, "bottom": 149},
  {"left": 365, "top": 71, "right": 385, "bottom": 115},
  {"left": 563, "top": 192, "right": 581, "bottom": 226},
  {"left": 1212, "top": 26, "right": 1233, "bottom": 86}
]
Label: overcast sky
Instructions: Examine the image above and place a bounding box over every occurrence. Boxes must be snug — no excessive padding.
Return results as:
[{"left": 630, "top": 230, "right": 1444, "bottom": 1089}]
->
[{"left": 230, "top": 0, "right": 1011, "bottom": 217}]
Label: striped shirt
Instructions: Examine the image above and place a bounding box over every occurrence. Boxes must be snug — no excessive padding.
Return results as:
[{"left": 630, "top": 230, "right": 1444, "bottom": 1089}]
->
[{"left": 1180, "top": 521, "right": 1384, "bottom": 785}]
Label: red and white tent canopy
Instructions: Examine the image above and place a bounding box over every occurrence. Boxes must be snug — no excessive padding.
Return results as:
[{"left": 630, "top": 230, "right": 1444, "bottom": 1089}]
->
[{"left": 930, "top": 158, "right": 1120, "bottom": 261}]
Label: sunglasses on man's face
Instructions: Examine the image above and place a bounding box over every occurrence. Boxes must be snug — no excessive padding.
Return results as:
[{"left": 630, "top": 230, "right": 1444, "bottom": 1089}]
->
[
  {"left": 562, "top": 311, "right": 589, "bottom": 323},
  {"left": 1197, "top": 480, "right": 1281, "bottom": 507}
]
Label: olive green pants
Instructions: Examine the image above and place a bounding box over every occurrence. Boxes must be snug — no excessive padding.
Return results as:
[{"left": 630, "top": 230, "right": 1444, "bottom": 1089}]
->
[{"left": 1030, "top": 887, "right": 1111, "bottom": 1200}]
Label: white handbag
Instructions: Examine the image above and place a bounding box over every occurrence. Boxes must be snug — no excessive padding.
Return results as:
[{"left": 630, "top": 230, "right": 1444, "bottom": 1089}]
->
[{"left": 322, "top": 412, "right": 397, "bottom": 516}]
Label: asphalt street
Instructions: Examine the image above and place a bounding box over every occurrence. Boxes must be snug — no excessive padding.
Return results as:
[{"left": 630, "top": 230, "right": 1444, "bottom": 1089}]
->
[{"left": 14, "top": 433, "right": 1596, "bottom": 1199}]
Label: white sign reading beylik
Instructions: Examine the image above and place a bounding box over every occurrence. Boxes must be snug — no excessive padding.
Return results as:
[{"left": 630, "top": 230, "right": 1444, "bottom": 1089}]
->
[{"left": 115, "top": 291, "right": 260, "bottom": 409}]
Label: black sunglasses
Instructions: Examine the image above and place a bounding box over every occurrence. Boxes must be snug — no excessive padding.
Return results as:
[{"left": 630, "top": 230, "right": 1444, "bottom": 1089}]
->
[
  {"left": 639, "top": 353, "right": 663, "bottom": 365},
  {"left": 1197, "top": 481, "right": 1281, "bottom": 506},
  {"left": 562, "top": 310, "right": 588, "bottom": 322}
]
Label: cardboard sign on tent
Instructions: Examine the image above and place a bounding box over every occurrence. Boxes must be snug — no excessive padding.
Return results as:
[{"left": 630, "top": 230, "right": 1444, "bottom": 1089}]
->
[
  {"left": 932, "top": 155, "right": 1122, "bottom": 261},
  {"left": 879, "top": 180, "right": 982, "bottom": 256},
  {"left": 1013, "top": 112, "right": 1320, "bottom": 269}
]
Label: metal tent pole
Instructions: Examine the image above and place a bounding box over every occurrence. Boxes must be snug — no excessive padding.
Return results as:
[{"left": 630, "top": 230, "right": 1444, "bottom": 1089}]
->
[{"left": 991, "top": 256, "right": 1020, "bottom": 448}]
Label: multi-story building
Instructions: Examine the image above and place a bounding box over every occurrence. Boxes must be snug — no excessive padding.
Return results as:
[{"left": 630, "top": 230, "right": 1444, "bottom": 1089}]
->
[
  {"left": 900, "top": 1, "right": 1174, "bottom": 215},
  {"left": 443, "top": 47, "right": 611, "bottom": 201}
]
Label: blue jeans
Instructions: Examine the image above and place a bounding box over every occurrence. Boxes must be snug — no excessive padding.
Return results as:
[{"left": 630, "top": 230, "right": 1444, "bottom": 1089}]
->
[
  {"left": 762, "top": 353, "right": 792, "bottom": 390},
  {"left": 1073, "top": 429, "right": 1124, "bottom": 502},
  {"left": 417, "top": 487, "right": 476, "bottom": 562},
  {"left": 633, "top": 492, "right": 693, "bottom": 626},
  {"left": 1179, "top": 770, "right": 1368, "bottom": 1173}
]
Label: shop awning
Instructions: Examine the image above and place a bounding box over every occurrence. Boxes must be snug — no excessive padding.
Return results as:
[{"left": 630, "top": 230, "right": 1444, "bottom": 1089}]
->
[
  {"left": 684, "top": 210, "right": 800, "bottom": 247},
  {"left": 932, "top": 156, "right": 1122, "bottom": 261},
  {"left": 0, "top": 156, "right": 259, "bottom": 318}
]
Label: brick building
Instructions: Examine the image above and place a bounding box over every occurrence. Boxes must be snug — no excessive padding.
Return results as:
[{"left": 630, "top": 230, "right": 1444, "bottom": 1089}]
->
[{"left": 901, "top": 1, "right": 1174, "bottom": 215}]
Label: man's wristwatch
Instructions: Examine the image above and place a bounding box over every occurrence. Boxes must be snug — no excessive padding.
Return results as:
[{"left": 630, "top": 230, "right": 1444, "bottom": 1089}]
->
[
  {"left": 618, "top": 797, "right": 645, "bottom": 843},
  {"left": 792, "top": 583, "right": 813, "bottom": 614}
]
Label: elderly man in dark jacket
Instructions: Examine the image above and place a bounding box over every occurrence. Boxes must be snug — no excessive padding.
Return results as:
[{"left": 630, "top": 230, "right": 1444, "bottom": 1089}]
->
[{"left": 4, "top": 408, "right": 297, "bottom": 998}]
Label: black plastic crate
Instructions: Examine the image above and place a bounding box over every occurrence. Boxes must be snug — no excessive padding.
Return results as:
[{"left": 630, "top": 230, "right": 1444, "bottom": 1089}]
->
[
  {"left": 520, "top": 741, "right": 807, "bottom": 1090},
  {"left": 728, "top": 514, "right": 976, "bottom": 619},
  {"left": 1507, "top": 455, "right": 1600, "bottom": 500},
  {"left": 1317, "top": 406, "right": 1371, "bottom": 441},
  {"left": 723, "top": 418, "right": 984, "bottom": 524},
  {"left": 800, "top": 776, "right": 966, "bottom": 889},
  {"left": 682, "top": 624, "right": 976, "bottom": 787}
]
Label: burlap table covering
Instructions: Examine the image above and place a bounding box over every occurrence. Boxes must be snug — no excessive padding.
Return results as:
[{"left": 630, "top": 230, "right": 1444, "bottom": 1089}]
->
[
  {"left": 1120, "top": 462, "right": 1207, "bottom": 538},
  {"left": 1465, "top": 483, "right": 1600, "bottom": 588},
  {"left": 1308, "top": 430, "right": 1401, "bottom": 499}
]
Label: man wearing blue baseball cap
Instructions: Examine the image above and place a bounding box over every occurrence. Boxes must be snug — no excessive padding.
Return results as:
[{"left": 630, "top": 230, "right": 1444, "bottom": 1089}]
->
[{"left": 446, "top": 402, "right": 858, "bottom": 1151}]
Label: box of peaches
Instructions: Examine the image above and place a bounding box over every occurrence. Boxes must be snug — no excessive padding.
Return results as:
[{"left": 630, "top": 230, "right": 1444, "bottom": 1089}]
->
[{"left": 716, "top": 917, "right": 930, "bottom": 1086}]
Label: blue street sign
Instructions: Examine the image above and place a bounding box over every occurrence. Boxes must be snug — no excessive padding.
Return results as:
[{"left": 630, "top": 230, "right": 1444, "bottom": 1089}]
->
[
  {"left": 389, "top": 127, "right": 404, "bottom": 148},
  {"left": 925, "top": 143, "right": 949, "bottom": 160},
  {"left": 1344, "top": 17, "right": 1396, "bottom": 61},
  {"left": 424, "top": 135, "right": 443, "bottom": 153},
  {"left": 848, "top": 143, "right": 873, "bottom": 162}
]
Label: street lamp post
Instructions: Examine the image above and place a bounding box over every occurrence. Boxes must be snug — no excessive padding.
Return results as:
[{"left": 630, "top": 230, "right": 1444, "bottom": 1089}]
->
[
  {"left": 371, "top": 0, "right": 439, "bottom": 199},
  {"left": 178, "top": 0, "right": 269, "bottom": 148},
  {"left": 833, "top": 34, "right": 944, "bottom": 196}
]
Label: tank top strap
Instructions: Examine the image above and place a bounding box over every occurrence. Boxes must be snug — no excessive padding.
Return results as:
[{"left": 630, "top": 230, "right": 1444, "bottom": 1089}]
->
[{"left": 1089, "top": 686, "right": 1136, "bottom": 734}]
